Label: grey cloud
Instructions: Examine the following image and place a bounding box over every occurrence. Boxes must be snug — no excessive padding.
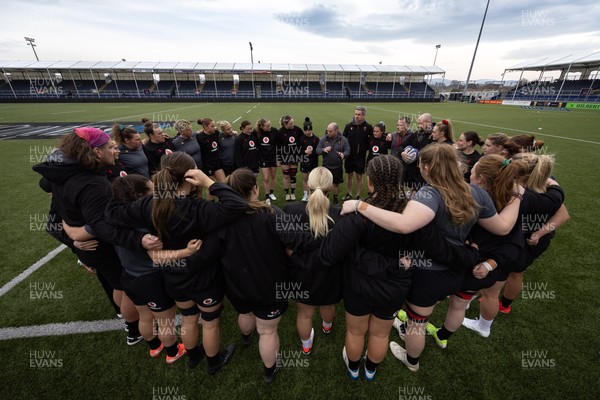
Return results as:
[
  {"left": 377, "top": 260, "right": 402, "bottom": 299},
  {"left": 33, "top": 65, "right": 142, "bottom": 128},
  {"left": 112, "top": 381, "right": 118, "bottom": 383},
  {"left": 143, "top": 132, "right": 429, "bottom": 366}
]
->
[{"left": 275, "top": 0, "right": 600, "bottom": 46}]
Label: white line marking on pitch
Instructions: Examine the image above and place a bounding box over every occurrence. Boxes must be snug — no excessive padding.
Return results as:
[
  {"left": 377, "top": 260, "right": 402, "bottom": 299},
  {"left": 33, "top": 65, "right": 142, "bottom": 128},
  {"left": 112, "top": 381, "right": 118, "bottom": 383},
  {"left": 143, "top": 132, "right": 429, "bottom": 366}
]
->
[
  {"left": 232, "top": 116, "right": 242, "bottom": 123},
  {"left": 51, "top": 110, "right": 87, "bottom": 115},
  {"left": 0, "top": 315, "right": 188, "bottom": 340},
  {"left": 364, "top": 105, "right": 600, "bottom": 145},
  {"left": 246, "top": 109, "right": 252, "bottom": 113},
  {"left": 0, "top": 245, "right": 66, "bottom": 298}
]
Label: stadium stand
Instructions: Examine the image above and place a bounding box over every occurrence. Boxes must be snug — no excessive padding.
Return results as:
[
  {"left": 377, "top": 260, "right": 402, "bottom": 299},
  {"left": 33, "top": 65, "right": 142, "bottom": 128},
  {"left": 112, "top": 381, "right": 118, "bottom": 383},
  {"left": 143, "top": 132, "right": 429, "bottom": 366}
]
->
[{"left": 0, "top": 61, "right": 442, "bottom": 101}]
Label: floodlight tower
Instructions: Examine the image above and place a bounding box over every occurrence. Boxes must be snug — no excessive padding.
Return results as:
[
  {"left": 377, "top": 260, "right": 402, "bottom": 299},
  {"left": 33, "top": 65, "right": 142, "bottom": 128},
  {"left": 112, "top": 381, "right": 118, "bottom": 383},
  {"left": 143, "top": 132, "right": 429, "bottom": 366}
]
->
[
  {"left": 462, "top": 0, "right": 490, "bottom": 100},
  {"left": 249, "top": 42, "right": 255, "bottom": 98},
  {"left": 25, "top": 37, "right": 39, "bottom": 61}
]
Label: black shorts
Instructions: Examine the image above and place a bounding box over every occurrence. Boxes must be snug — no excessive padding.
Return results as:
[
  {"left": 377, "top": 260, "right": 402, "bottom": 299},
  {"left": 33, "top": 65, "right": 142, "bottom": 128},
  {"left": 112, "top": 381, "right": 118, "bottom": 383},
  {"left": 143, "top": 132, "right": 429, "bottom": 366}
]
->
[
  {"left": 260, "top": 160, "right": 277, "bottom": 168},
  {"left": 163, "top": 269, "right": 225, "bottom": 307},
  {"left": 188, "top": 285, "right": 226, "bottom": 308},
  {"left": 121, "top": 271, "right": 175, "bottom": 312},
  {"left": 91, "top": 261, "right": 123, "bottom": 291},
  {"left": 222, "top": 165, "right": 235, "bottom": 176},
  {"left": 201, "top": 157, "right": 222, "bottom": 177},
  {"left": 345, "top": 156, "right": 366, "bottom": 174},
  {"left": 406, "top": 268, "right": 466, "bottom": 308},
  {"left": 459, "top": 267, "right": 506, "bottom": 294},
  {"left": 327, "top": 166, "right": 343, "bottom": 184},
  {"left": 231, "top": 301, "right": 288, "bottom": 320},
  {"left": 300, "top": 163, "right": 318, "bottom": 173},
  {"left": 343, "top": 285, "right": 398, "bottom": 320}
]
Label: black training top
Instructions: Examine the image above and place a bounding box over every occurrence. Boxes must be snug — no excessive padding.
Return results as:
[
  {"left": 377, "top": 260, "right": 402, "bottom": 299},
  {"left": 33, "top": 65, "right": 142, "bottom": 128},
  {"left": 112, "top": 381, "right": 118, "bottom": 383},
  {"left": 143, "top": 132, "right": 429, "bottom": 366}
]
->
[
  {"left": 201, "top": 206, "right": 290, "bottom": 308},
  {"left": 33, "top": 150, "right": 144, "bottom": 267},
  {"left": 143, "top": 138, "right": 174, "bottom": 176},
  {"left": 280, "top": 201, "right": 342, "bottom": 305},
  {"left": 234, "top": 132, "right": 260, "bottom": 171}
]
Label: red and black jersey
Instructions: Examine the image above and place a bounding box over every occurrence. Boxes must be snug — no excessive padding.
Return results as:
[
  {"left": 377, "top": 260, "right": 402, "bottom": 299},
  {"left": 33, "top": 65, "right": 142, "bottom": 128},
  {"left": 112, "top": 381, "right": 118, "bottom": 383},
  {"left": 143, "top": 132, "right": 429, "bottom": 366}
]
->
[
  {"left": 277, "top": 126, "right": 302, "bottom": 150},
  {"left": 234, "top": 132, "right": 260, "bottom": 172},
  {"left": 197, "top": 132, "right": 221, "bottom": 172},
  {"left": 255, "top": 128, "right": 278, "bottom": 164},
  {"left": 143, "top": 138, "right": 174, "bottom": 176},
  {"left": 299, "top": 134, "right": 320, "bottom": 169},
  {"left": 366, "top": 136, "right": 390, "bottom": 162}
]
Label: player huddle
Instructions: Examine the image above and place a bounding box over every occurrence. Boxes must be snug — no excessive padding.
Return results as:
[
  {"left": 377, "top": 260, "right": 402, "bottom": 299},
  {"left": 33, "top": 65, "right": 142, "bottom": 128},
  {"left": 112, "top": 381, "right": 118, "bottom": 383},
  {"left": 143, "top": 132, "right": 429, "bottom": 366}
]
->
[{"left": 32, "top": 105, "right": 568, "bottom": 383}]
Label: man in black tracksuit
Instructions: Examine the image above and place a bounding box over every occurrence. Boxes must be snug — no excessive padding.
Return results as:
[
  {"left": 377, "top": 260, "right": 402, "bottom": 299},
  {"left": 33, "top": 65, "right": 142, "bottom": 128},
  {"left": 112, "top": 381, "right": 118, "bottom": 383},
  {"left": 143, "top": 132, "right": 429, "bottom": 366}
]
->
[{"left": 342, "top": 106, "right": 372, "bottom": 200}]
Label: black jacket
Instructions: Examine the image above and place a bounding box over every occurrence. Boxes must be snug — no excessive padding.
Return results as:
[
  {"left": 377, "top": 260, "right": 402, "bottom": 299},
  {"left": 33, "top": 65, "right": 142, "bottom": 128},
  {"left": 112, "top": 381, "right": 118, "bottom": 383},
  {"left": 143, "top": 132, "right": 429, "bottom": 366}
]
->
[
  {"left": 33, "top": 150, "right": 143, "bottom": 267},
  {"left": 201, "top": 206, "right": 290, "bottom": 309},
  {"left": 280, "top": 202, "right": 342, "bottom": 305},
  {"left": 105, "top": 183, "right": 248, "bottom": 293},
  {"left": 342, "top": 120, "right": 373, "bottom": 159}
]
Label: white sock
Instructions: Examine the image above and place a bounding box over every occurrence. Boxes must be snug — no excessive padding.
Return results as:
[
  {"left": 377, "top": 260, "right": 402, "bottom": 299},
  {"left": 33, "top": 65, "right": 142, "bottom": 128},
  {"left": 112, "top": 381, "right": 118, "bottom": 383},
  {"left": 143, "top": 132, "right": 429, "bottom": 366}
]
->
[
  {"left": 322, "top": 321, "right": 332, "bottom": 329},
  {"left": 301, "top": 328, "right": 314, "bottom": 348},
  {"left": 477, "top": 315, "right": 493, "bottom": 331}
]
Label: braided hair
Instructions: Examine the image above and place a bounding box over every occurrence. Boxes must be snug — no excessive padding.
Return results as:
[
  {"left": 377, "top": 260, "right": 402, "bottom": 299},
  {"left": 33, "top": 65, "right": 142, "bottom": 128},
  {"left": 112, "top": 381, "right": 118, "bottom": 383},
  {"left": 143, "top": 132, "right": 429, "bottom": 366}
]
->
[{"left": 366, "top": 155, "right": 406, "bottom": 213}]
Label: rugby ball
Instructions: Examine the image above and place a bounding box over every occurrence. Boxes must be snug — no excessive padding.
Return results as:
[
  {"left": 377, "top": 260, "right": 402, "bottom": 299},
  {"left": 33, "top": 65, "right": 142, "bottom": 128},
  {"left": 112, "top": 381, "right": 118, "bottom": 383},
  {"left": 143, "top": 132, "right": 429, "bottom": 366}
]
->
[{"left": 404, "top": 146, "right": 419, "bottom": 164}]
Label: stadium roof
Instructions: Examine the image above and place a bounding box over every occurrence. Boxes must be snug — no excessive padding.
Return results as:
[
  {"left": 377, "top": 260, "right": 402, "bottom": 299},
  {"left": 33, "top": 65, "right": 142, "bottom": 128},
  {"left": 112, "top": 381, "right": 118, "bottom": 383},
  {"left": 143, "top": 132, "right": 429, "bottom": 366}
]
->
[
  {"left": 505, "top": 50, "right": 600, "bottom": 72},
  {"left": 0, "top": 60, "right": 444, "bottom": 75}
]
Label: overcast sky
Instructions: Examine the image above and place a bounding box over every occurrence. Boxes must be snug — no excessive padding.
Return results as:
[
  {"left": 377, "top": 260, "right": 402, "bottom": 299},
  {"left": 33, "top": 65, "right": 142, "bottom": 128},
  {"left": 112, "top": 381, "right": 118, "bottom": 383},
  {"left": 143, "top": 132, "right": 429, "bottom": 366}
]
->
[{"left": 1, "top": 0, "right": 599, "bottom": 81}]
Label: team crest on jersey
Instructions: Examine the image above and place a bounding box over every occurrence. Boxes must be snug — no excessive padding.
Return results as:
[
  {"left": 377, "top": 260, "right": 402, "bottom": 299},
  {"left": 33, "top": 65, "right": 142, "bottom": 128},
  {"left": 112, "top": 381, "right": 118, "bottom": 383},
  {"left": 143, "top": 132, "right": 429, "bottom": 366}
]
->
[
  {"left": 211, "top": 141, "right": 218, "bottom": 149},
  {"left": 249, "top": 140, "right": 255, "bottom": 147},
  {"left": 203, "top": 298, "right": 214, "bottom": 305},
  {"left": 119, "top": 171, "right": 128, "bottom": 177},
  {"left": 263, "top": 136, "right": 269, "bottom": 144},
  {"left": 289, "top": 136, "right": 295, "bottom": 144},
  {"left": 148, "top": 302, "right": 157, "bottom": 308},
  {"left": 306, "top": 145, "right": 313, "bottom": 152},
  {"left": 165, "top": 149, "right": 173, "bottom": 155},
  {"left": 372, "top": 146, "right": 379, "bottom": 153}
]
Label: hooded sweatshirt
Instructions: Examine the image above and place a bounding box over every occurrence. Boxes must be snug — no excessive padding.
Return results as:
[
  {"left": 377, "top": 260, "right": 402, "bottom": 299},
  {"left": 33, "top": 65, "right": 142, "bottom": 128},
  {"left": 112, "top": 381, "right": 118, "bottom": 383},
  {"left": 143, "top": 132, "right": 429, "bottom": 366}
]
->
[{"left": 33, "top": 150, "right": 144, "bottom": 267}]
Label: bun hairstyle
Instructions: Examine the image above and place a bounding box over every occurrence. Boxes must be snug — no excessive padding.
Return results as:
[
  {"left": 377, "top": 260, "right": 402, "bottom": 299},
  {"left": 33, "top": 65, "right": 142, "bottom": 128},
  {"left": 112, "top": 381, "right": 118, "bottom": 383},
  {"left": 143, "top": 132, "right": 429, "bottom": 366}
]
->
[
  {"left": 111, "top": 124, "right": 138, "bottom": 146},
  {"left": 510, "top": 134, "right": 544, "bottom": 153},
  {"left": 436, "top": 119, "right": 454, "bottom": 142},
  {"left": 462, "top": 130, "right": 484, "bottom": 147},
  {"left": 306, "top": 167, "right": 334, "bottom": 238},
  {"left": 374, "top": 121, "right": 386, "bottom": 135},
  {"left": 502, "top": 140, "right": 522, "bottom": 158},
  {"left": 142, "top": 119, "right": 154, "bottom": 136},
  {"left": 197, "top": 118, "right": 214, "bottom": 130}
]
